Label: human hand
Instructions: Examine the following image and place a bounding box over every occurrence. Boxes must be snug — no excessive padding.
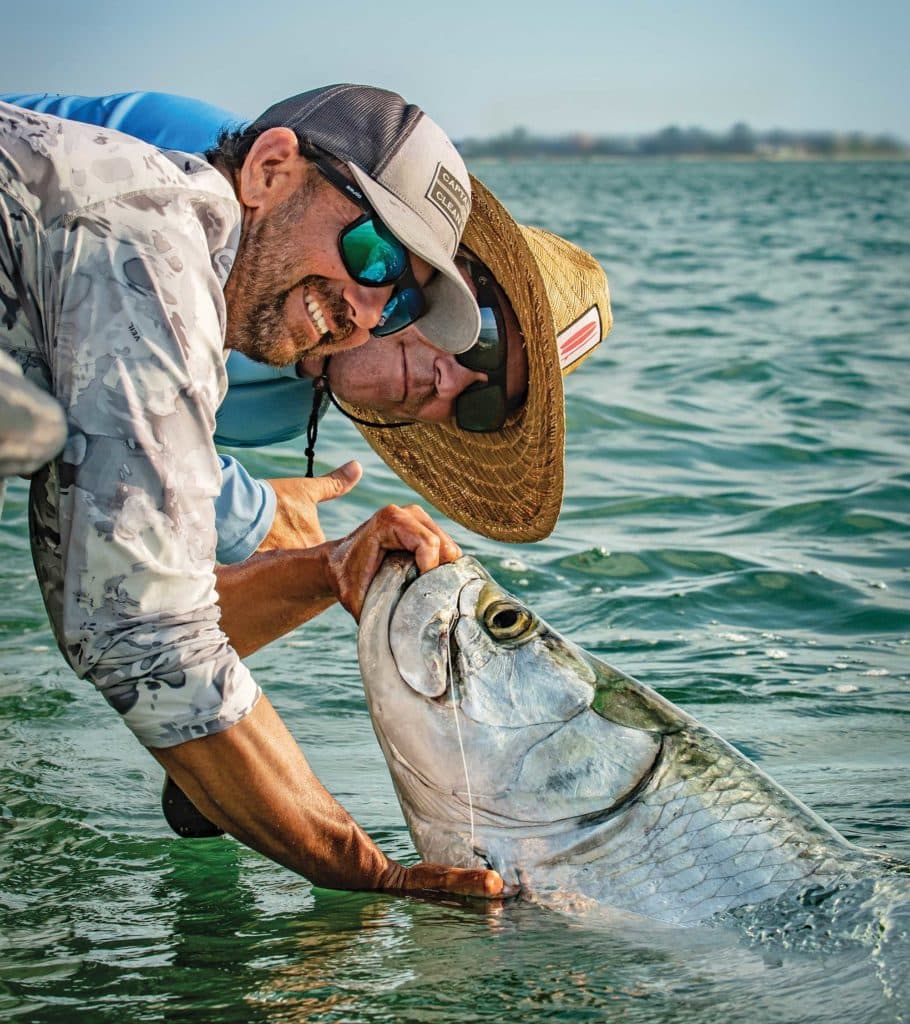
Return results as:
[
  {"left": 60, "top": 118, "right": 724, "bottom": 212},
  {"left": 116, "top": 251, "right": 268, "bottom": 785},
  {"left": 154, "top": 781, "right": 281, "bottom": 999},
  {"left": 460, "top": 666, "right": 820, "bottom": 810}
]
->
[
  {"left": 153, "top": 697, "right": 511, "bottom": 901},
  {"left": 378, "top": 861, "right": 509, "bottom": 900},
  {"left": 258, "top": 461, "right": 363, "bottom": 551},
  {"left": 324, "top": 504, "right": 461, "bottom": 621}
]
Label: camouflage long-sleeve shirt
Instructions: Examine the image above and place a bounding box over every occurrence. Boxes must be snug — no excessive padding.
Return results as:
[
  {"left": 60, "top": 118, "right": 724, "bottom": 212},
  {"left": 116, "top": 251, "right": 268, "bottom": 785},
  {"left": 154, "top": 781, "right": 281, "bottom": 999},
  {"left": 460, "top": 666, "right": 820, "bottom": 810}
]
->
[{"left": 0, "top": 102, "right": 261, "bottom": 747}]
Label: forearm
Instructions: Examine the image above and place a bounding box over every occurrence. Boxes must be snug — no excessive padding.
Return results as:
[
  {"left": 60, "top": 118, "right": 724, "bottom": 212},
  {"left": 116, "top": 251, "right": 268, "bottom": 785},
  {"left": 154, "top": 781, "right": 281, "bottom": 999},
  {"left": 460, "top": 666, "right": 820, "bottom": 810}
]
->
[
  {"left": 216, "top": 544, "right": 337, "bottom": 658},
  {"left": 164, "top": 510, "right": 500, "bottom": 899},
  {"left": 151, "top": 696, "right": 396, "bottom": 890}
]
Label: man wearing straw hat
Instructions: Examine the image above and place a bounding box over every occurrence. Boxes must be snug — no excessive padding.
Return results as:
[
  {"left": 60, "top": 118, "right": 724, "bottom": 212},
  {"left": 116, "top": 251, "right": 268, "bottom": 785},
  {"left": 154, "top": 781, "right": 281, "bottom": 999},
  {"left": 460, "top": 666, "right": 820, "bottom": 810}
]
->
[
  {"left": 311, "top": 179, "right": 612, "bottom": 542},
  {"left": 207, "top": 176, "right": 613, "bottom": 647}
]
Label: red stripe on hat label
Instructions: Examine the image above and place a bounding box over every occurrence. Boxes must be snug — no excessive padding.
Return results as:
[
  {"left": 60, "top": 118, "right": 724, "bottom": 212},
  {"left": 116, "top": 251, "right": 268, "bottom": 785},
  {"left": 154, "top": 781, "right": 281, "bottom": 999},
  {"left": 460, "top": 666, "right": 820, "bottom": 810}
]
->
[
  {"left": 561, "top": 322, "right": 598, "bottom": 356},
  {"left": 557, "top": 305, "right": 603, "bottom": 371}
]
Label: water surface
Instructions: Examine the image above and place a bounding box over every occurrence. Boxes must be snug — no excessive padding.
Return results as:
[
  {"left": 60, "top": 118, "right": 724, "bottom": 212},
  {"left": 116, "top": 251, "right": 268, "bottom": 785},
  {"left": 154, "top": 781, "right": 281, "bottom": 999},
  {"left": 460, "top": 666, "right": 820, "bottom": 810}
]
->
[{"left": 2, "top": 159, "right": 908, "bottom": 1022}]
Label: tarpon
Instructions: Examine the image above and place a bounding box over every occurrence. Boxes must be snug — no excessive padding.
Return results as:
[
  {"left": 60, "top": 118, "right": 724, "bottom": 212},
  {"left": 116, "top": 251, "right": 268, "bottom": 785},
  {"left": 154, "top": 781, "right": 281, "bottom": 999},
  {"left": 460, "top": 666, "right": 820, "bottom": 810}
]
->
[{"left": 357, "top": 555, "right": 899, "bottom": 927}]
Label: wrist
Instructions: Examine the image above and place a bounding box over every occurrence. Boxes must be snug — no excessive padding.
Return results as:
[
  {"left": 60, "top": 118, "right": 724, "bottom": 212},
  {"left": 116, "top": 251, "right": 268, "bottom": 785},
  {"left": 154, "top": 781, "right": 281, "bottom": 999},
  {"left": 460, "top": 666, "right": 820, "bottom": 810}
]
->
[
  {"left": 283, "top": 542, "right": 338, "bottom": 605},
  {"left": 375, "top": 858, "right": 409, "bottom": 892}
]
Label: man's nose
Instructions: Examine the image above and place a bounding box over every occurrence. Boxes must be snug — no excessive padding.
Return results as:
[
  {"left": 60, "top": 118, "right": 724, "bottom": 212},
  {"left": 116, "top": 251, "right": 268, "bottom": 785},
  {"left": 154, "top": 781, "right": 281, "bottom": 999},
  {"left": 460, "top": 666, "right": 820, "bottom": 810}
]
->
[
  {"left": 344, "top": 280, "right": 395, "bottom": 331},
  {"left": 435, "top": 356, "right": 488, "bottom": 398}
]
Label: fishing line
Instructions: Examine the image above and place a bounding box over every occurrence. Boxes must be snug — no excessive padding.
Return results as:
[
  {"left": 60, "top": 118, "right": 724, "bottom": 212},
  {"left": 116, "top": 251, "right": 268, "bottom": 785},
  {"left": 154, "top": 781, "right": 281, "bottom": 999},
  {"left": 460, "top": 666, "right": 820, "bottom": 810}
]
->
[{"left": 445, "top": 618, "right": 476, "bottom": 848}]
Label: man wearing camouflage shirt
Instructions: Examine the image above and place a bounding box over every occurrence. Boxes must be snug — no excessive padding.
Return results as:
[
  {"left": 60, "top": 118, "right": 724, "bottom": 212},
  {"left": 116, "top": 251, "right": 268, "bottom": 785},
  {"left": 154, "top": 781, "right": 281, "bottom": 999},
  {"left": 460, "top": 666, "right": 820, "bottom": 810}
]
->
[{"left": 0, "top": 89, "right": 503, "bottom": 899}]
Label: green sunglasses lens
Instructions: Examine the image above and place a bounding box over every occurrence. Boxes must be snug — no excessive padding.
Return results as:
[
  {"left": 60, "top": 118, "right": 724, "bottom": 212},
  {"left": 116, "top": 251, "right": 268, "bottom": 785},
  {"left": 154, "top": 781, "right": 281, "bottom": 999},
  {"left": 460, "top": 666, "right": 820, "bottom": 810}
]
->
[{"left": 341, "top": 218, "right": 407, "bottom": 284}]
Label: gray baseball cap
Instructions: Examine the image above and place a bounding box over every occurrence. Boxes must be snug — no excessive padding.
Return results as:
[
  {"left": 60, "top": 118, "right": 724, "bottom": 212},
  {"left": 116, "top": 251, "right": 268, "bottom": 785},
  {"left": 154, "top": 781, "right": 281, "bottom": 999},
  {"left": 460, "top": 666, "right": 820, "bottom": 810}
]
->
[{"left": 250, "top": 84, "right": 480, "bottom": 353}]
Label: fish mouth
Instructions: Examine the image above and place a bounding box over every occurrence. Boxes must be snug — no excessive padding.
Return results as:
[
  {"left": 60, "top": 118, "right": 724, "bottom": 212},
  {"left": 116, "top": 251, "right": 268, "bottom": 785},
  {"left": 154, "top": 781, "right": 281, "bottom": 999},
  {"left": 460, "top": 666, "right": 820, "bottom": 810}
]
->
[{"left": 366, "top": 553, "right": 484, "bottom": 628}]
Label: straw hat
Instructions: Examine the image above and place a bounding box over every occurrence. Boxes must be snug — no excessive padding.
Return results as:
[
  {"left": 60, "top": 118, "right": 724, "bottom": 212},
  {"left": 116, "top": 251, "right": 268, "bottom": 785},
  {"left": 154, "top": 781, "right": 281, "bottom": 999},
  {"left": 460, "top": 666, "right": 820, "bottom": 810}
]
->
[{"left": 338, "top": 176, "right": 613, "bottom": 542}]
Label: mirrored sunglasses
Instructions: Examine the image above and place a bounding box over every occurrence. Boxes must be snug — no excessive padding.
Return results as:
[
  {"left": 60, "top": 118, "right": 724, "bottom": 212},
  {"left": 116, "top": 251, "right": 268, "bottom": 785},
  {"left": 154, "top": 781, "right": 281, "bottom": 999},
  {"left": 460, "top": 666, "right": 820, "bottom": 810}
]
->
[
  {"left": 453, "top": 266, "right": 518, "bottom": 433},
  {"left": 303, "top": 145, "right": 427, "bottom": 335}
]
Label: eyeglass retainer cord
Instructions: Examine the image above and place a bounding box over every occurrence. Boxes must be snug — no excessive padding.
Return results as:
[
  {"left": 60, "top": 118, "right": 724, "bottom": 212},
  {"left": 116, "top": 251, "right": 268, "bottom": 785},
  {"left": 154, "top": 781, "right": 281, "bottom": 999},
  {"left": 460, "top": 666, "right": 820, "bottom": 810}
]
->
[{"left": 304, "top": 357, "right": 413, "bottom": 478}]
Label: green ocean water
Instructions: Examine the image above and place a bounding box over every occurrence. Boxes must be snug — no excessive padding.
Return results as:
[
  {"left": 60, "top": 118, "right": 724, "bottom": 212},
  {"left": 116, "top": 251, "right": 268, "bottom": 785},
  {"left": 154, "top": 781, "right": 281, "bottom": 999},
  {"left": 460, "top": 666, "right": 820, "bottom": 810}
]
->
[{"left": 1, "top": 159, "right": 909, "bottom": 1022}]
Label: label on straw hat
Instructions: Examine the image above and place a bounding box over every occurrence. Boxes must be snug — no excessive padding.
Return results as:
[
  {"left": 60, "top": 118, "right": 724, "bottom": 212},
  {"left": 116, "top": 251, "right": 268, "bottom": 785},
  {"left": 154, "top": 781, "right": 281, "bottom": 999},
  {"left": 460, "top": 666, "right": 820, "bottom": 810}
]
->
[{"left": 557, "top": 305, "right": 603, "bottom": 372}]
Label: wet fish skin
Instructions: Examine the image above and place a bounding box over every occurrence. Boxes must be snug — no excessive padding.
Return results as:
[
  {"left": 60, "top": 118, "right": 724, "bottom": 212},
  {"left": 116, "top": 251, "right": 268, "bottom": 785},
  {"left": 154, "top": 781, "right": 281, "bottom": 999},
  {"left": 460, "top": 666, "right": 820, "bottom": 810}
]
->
[{"left": 358, "top": 554, "right": 889, "bottom": 926}]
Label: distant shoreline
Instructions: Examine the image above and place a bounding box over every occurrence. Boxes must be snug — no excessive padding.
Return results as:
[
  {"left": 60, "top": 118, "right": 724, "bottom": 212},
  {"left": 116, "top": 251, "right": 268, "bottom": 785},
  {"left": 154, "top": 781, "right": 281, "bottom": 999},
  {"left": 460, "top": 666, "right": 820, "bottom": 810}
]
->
[{"left": 456, "top": 125, "right": 908, "bottom": 162}]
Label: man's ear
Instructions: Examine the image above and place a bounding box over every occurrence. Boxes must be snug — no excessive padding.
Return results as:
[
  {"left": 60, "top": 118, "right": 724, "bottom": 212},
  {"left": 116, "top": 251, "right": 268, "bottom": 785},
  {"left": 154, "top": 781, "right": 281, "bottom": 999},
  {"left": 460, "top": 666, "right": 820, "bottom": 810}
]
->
[{"left": 237, "top": 127, "right": 304, "bottom": 211}]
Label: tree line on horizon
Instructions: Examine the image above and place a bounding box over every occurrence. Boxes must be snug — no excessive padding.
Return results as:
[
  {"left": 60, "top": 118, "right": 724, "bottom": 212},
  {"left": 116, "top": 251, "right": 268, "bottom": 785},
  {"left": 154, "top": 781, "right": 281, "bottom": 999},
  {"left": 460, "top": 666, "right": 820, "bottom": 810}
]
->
[{"left": 457, "top": 122, "right": 908, "bottom": 159}]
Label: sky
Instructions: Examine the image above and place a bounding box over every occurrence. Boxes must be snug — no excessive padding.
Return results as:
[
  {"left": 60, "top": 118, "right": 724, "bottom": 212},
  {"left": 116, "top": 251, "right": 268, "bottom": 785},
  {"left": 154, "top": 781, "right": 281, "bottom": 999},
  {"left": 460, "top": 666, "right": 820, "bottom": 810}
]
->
[{"left": 3, "top": 0, "right": 909, "bottom": 142}]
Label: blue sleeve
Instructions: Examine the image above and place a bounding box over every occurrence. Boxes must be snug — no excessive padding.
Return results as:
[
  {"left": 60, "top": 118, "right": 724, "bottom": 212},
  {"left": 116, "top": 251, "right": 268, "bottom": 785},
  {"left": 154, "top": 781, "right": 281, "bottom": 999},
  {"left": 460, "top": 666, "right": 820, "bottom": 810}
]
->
[
  {"left": 215, "top": 455, "right": 277, "bottom": 564},
  {"left": 0, "top": 91, "right": 246, "bottom": 151}
]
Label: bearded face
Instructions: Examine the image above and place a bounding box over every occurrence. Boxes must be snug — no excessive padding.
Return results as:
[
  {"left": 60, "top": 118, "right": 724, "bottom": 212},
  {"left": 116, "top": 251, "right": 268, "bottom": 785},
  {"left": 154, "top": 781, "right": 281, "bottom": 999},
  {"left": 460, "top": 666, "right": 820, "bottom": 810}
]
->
[{"left": 223, "top": 171, "right": 389, "bottom": 366}]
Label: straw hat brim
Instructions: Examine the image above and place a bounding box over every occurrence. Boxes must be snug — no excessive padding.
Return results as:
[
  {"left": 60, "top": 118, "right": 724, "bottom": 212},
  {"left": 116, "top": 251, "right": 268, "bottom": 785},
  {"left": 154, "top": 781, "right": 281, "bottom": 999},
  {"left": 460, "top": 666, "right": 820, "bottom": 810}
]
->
[{"left": 338, "top": 177, "right": 567, "bottom": 542}]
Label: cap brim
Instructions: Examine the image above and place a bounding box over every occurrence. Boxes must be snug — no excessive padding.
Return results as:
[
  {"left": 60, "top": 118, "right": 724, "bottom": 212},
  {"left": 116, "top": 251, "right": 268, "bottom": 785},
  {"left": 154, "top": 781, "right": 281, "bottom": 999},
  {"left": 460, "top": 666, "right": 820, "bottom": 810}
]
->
[
  {"left": 348, "top": 163, "right": 480, "bottom": 353},
  {"left": 338, "top": 177, "right": 567, "bottom": 542}
]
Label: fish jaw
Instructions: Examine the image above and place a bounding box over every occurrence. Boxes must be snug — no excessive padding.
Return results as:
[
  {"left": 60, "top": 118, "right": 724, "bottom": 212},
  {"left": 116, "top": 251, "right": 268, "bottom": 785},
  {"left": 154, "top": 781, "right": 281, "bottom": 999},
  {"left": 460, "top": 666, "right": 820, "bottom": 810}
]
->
[{"left": 358, "top": 554, "right": 490, "bottom": 867}]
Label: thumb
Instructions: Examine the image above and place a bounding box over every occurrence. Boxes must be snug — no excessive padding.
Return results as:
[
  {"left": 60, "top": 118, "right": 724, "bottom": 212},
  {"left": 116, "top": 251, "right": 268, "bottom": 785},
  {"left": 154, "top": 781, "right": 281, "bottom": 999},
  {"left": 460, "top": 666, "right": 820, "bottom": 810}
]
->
[{"left": 314, "top": 460, "right": 363, "bottom": 504}]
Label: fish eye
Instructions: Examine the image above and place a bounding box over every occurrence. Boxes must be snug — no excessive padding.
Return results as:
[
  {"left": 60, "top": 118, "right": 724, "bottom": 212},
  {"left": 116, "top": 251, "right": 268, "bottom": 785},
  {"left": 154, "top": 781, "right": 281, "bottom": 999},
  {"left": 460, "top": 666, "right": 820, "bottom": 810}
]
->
[{"left": 482, "top": 599, "right": 534, "bottom": 642}]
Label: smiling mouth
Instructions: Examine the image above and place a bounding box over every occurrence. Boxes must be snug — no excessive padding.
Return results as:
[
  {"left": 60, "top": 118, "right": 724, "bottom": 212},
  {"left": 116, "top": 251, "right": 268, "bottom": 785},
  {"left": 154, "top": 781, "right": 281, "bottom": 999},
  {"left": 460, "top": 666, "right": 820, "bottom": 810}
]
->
[{"left": 305, "top": 289, "right": 330, "bottom": 337}]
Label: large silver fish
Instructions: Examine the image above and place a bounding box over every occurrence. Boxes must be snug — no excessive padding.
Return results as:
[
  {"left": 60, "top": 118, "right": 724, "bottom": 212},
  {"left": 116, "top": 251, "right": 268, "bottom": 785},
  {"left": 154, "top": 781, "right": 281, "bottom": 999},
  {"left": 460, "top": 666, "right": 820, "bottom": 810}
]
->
[{"left": 358, "top": 554, "right": 896, "bottom": 927}]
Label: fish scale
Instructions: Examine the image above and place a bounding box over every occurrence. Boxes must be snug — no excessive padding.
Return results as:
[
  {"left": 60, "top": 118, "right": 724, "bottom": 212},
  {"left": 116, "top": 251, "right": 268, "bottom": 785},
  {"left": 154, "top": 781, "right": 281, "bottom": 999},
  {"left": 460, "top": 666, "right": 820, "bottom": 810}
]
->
[{"left": 531, "top": 728, "right": 867, "bottom": 924}]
